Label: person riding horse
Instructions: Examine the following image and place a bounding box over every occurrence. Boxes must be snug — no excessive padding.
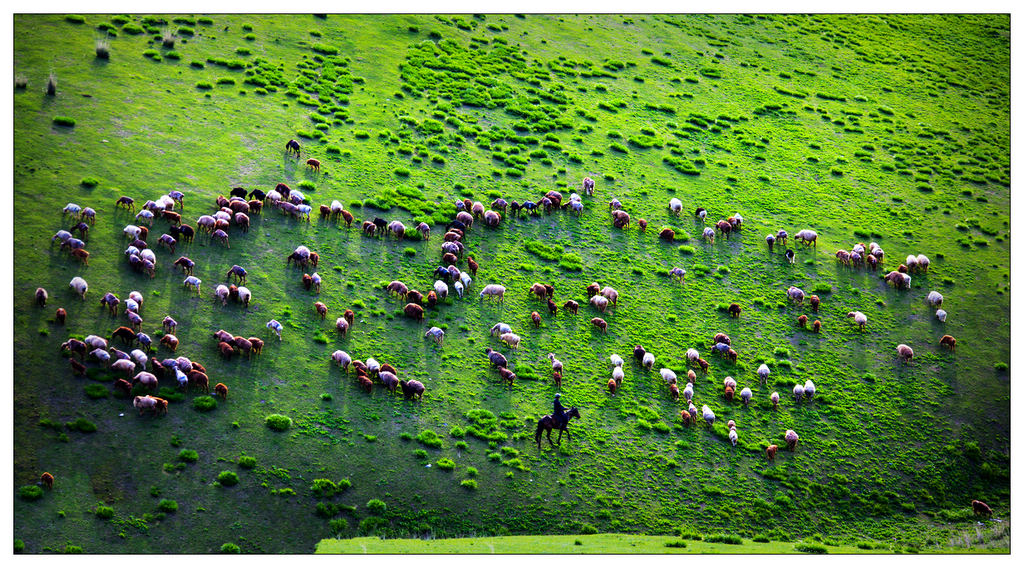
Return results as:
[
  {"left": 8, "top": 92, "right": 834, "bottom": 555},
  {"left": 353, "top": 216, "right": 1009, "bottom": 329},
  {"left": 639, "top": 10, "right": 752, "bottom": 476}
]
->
[{"left": 553, "top": 393, "right": 568, "bottom": 428}]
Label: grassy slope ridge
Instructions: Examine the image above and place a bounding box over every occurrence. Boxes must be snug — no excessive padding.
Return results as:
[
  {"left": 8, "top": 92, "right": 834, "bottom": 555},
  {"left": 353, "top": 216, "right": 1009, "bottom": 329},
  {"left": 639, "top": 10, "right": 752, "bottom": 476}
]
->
[{"left": 13, "top": 14, "right": 1008, "bottom": 553}]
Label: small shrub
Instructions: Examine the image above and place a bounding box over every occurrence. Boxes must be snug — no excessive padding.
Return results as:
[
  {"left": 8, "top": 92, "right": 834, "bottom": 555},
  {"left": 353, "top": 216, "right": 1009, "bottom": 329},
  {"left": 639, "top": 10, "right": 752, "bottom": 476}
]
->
[
  {"left": 196, "top": 81, "right": 213, "bottom": 90},
  {"left": 795, "top": 543, "right": 828, "bottom": 554},
  {"left": 19, "top": 485, "right": 44, "bottom": 501},
  {"left": 95, "top": 506, "right": 115, "bottom": 519},
  {"left": 52, "top": 116, "right": 76, "bottom": 127},
  {"left": 157, "top": 499, "right": 178, "bottom": 513},
  {"left": 216, "top": 471, "right": 239, "bottom": 486},
  {"left": 416, "top": 429, "right": 443, "bottom": 448},
  {"left": 460, "top": 479, "right": 478, "bottom": 489},
  {"left": 66, "top": 418, "right": 96, "bottom": 433},
  {"left": 403, "top": 247, "right": 416, "bottom": 257},
  {"left": 193, "top": 396, "right": 217, "bottom": 412},
  {"left": 312, "top": 43, "right": 340, "bottom": 55},
  {"left": 329, "top": 518, "right": 348, "bottom": 534},
  {"left": 366, "top": 499, "right": 387, "bottom": 515},
  {"left": 413, "top": 449, "right": 428, "bottom": 459},
  {"left": 436, "top": 458, "right": 456, "bottom": 470},
  {"left": 84, "top": 384, "right": 108, "bottom": 399},
  {"left": 178, "top": 449, "right": 198, "bottom": 462},
  {"left": 265, "top": 414, "right": 292, "bottom": 431},
  {"left": 220, "top": 543, "right": 240, "bottom": 553},
  {"left": 705, "top": 534, "right": 742, "bottom": 545},
  {"left": 664, "top": 541, "right": 687, "bottom": 548},
  {"left": 65, "top": 14, "right": 86, "bottom": 23}
]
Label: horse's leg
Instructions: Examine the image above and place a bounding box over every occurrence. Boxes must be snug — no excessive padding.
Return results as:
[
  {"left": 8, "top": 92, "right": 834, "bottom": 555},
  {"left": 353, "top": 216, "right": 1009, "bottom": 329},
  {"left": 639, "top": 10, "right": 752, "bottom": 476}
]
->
[{"left": 556, "top": 428, "right": 564, "bottom": 446}]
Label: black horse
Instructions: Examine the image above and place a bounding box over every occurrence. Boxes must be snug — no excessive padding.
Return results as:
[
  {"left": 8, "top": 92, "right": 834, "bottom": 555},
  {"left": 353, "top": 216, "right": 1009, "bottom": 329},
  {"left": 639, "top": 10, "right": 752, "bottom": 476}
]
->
[
  {"left": 230, "top": 187, "right": 248, "bottom": 198},
  {"left": 248, "top": 188, "right": 266, "bottom": 201},
  {"left": 285, "top": 139, "right": 301, "bottom": 156},
  {"left": 535, "top": 407, "right": 581, "bottom": 449}
]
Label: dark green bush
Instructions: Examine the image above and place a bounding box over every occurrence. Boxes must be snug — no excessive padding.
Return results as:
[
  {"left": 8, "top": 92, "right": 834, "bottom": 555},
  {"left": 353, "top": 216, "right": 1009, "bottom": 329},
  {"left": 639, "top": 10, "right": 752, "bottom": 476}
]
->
[
  {"left": 795, "top": 542, "right": 828, "bottom": 554},
  {"left": 329, "top": 518, "right": 348, "bottom": 534},
  {"left": 84, "top": 384, "right": 108, "bottom": 398},
  {"left": 705, "top": 534, "right": 742, "bottom": 544},
  {"left": 359, "top": 516, "right": 387, "bottom": 535},
  {"left": 178, "top": 449, "right": 198, "bottom": 462},
  {"left": 193, "top": 396, "right": 217, "bottom": 412},
  {"left": 94, "top": 506, "right": 115, "bottom": 519},
  {"left": 238, "top": 456, "right": 256, "bottom": 469},
  {"left": 217, "top": 471, "right": 239, "bottom": 486},
  {"left": 220, "top": 543, "right": 240, "bottom": 553},
  {"left": 53, "top": 116, "right": 76, "bottom": 127},
  {"left": 157, "top": 499, "right": 178, "bottom": 512},
  {"left": 19, "top": 485, "right": 43, "bottom": 501},
  {"left": 366, "top": 499, "right": 387, "bottom": 515},
  {"left": 66, "top": 418, "right": 96, "bottom": 433}
]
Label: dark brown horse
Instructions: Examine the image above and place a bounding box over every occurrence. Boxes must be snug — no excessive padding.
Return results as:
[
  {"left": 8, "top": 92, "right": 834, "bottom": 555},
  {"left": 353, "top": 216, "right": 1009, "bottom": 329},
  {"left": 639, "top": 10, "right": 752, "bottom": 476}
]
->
[
  {"left": 535, "top": 407, "right": 581, "bottom": 449},
  {"left": 285, "top": 139, "right": 301, "bottom": 156}
]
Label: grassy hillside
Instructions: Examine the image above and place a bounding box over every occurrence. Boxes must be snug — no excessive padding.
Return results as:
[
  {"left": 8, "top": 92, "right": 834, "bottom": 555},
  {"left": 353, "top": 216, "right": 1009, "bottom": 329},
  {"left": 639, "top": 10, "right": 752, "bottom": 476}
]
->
[{"left": 13, "top": 14, "right": 1008, "bottom": 554}]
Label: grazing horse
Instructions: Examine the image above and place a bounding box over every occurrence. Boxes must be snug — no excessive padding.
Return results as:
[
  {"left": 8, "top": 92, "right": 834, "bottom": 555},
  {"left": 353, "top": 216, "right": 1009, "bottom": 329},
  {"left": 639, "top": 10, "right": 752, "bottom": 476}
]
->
[
  {"left": 286, "top": 139, "right": 301, "bottom": 156},
  {"left": 306, "top": 158, "right": 320, "bottom": 172},
  {"left": 535, "top": 407, "right": 581, "bottom": 449}
]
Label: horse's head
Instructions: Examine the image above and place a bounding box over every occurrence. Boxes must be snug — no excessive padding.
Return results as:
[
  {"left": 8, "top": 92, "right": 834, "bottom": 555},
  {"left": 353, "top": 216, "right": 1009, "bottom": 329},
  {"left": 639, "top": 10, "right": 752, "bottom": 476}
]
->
[{"left": 568, "top": 407, "right": 581, "bottom": 420}]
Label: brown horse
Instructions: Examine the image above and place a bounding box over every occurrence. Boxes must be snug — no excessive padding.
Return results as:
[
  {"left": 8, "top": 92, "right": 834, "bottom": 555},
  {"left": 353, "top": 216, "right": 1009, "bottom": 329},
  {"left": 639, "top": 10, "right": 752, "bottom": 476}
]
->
[{"left": 535, "top": 407, "right": 581, "bottom": 449}]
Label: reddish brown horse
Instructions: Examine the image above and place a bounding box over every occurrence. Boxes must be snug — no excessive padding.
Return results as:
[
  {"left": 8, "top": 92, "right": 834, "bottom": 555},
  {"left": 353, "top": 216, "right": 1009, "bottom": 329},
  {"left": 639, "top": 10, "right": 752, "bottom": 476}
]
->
[{"left": 535, "top": 407, "right": 581, "bottom": 449}]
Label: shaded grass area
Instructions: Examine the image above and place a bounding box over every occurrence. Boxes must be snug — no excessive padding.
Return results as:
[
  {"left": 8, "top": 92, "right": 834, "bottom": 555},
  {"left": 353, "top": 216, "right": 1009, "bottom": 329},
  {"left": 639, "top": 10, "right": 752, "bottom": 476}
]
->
[{"left": 13, "top": 13, "right": 1008, "bottom": 553}]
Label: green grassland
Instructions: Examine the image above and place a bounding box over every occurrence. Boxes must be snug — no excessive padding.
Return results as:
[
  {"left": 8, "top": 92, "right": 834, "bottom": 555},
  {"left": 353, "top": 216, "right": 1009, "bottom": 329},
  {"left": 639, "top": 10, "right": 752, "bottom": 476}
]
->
[
  {"left": 316, "top": 531, "right": 1010, "bottom": 554},
  {"left": 13, "top": 14, "right": 1008, "bottom": 554}
]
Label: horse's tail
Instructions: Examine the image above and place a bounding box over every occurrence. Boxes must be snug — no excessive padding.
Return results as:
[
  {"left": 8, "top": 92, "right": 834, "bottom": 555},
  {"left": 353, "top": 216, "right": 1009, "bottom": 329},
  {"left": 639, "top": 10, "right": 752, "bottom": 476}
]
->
[{"left": 535, "top": 418, "right": 545, "bottom": 445}]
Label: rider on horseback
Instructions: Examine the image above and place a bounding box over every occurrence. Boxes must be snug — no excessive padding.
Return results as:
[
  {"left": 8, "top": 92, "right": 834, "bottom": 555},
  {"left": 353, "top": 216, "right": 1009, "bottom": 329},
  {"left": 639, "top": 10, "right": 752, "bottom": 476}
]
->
[{"left": 553, "top": 393, "right": 568, "bottom": 428}]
